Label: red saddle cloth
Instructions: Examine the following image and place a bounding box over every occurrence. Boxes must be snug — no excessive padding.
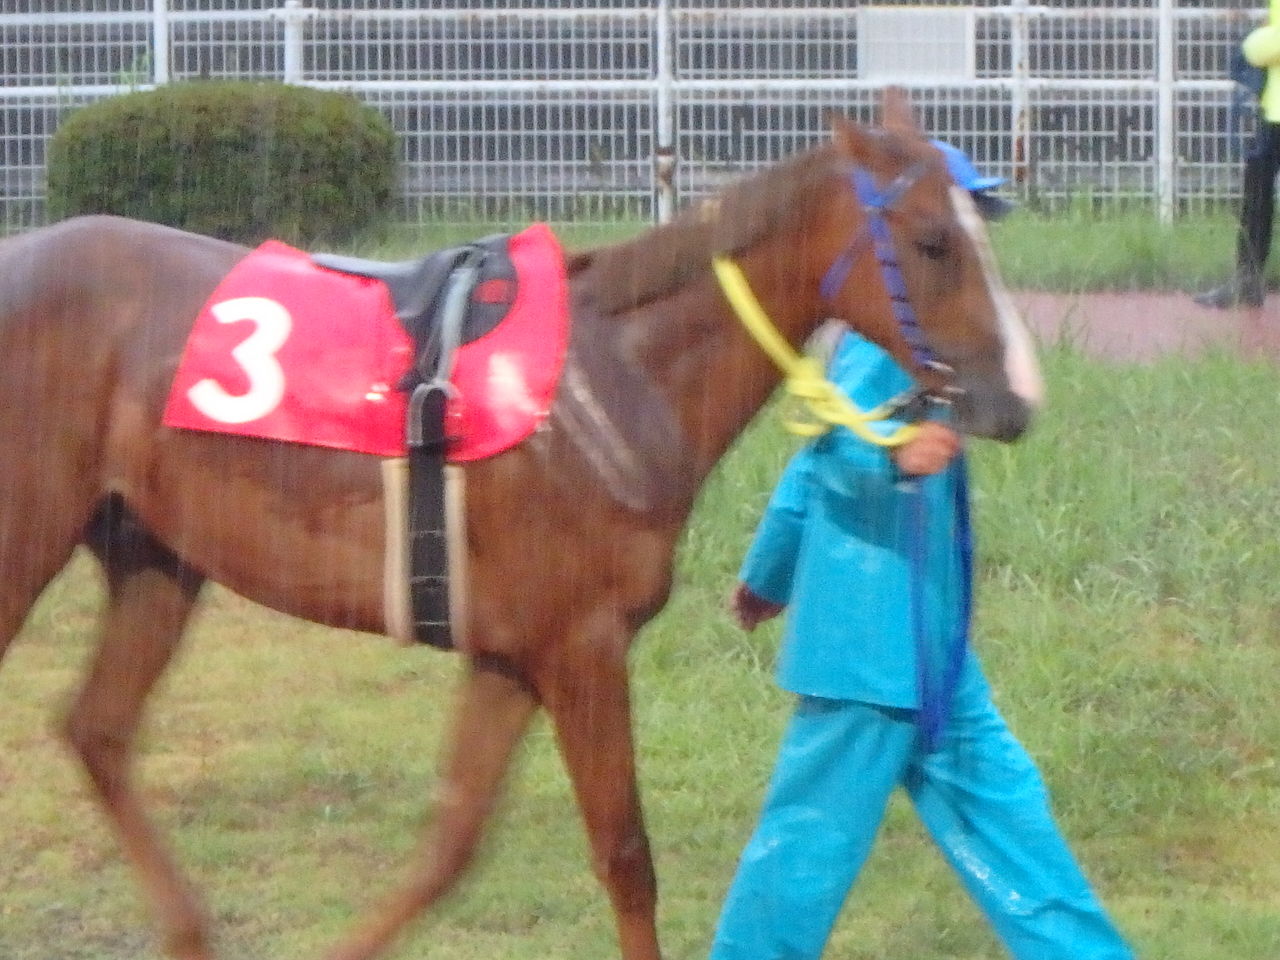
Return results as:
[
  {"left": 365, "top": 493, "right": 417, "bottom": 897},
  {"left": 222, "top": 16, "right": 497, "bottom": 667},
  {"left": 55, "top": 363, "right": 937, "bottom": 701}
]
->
[{"left": 162, "top": 224, "right": 569, "bottom": 461}]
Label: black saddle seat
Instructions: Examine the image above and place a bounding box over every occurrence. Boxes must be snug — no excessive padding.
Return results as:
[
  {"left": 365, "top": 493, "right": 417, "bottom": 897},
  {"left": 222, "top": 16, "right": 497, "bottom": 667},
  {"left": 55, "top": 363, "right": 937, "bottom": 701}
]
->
[{"left": 311, "top": 233, "right": 517, "bottom": 355}]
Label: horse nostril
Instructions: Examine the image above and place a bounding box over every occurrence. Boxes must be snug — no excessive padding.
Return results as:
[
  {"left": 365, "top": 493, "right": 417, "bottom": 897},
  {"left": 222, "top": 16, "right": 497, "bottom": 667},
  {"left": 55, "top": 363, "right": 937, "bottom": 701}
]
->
[
  {"left": 953, "top": 390, "right": 1033, "bottom": 443},
  {"left": 990, "top": 396, "right": 1034, "bottom": 443}
]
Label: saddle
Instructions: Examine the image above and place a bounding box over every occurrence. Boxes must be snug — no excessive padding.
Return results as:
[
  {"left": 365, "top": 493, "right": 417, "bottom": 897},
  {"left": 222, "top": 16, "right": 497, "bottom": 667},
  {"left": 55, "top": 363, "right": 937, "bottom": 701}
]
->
[
  {"left": 315, "top": 235, "right": 520, "bottom": 651},
  {"left": 313, "top": 234, "right": 516, "bottom": 379}
]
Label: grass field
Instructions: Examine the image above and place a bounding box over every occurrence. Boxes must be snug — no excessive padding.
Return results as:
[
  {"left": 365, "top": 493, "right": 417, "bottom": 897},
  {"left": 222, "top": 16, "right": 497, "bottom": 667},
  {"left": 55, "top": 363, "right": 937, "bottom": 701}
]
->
[{"left": 2, "top": 214, "right": 1280, "bottom": 959}]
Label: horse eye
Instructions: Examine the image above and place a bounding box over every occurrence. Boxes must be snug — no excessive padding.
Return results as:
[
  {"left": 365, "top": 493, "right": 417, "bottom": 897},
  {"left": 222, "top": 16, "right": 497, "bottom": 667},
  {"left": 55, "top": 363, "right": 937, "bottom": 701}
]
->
[{"left": 915, "top": 235, "right": 949, "bottom": 261}]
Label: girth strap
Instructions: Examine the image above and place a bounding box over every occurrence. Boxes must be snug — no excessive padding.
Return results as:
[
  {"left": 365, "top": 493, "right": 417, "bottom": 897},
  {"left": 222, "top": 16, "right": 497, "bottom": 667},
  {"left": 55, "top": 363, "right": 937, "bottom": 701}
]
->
[{"left": 405, "top": 247, "right": 486, "bottom": 648}]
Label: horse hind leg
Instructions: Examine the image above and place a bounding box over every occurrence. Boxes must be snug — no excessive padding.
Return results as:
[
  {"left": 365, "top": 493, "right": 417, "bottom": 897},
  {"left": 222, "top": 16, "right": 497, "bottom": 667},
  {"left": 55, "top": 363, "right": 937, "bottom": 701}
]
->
[
  {"left": 322, "top": 652, "right": 539, "bottom": 960},
  {"left": 63, "top": 498, "right": 212, "bottom": 960}
]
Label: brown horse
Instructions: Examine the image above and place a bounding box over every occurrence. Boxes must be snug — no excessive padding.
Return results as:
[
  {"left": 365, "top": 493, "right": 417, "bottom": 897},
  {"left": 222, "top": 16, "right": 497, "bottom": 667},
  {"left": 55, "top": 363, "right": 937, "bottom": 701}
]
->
[{"left": 0, "top": 92, "right": 1040, "bottom": 960}]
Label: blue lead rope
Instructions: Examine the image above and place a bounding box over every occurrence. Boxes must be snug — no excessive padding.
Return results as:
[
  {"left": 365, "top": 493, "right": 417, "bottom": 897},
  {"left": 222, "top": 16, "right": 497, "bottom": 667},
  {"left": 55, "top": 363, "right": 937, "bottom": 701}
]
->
[{"left": 907, "top": 457, "right": 973, "bottom": 752}]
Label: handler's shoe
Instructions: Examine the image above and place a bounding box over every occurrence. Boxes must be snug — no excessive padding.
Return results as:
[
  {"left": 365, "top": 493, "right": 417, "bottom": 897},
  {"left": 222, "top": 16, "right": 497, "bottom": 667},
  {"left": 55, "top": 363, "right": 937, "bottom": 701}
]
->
[{"left": 1194, "top": 278, "right": 1265, "bottom": 309}]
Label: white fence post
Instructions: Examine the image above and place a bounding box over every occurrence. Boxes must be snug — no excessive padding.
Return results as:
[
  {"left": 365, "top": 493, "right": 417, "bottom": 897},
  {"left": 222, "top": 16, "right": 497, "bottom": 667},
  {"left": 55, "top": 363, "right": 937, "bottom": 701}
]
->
[
  {"left": 654, "top": 0, "right": 676, "bottom": 223},
  {"left": 1157, "top": 0, "right": 1177, "bottom": 223},
  {"left": 152, "top": 0, "right": 170, "bottom": 85},
  {"left": 1010, "top": 0, "right": 1030, "bottom": 198},
  {"left": 281, "top": 0, "right": 306, "bottom": 85}
]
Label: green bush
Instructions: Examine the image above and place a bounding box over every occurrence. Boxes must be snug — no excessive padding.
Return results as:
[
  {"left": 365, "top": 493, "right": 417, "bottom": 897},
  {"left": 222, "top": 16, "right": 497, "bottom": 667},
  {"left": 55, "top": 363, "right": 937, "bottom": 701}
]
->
[{"left": 46, "top": 81, "right": 397, "bottom": 245}]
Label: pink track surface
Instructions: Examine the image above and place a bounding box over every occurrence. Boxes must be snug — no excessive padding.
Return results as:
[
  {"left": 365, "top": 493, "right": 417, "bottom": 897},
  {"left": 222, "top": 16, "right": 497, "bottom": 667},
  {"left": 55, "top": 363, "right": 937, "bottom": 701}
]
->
[{"left": 1015, "top": 290, "right": 1280, "bottom": 363}]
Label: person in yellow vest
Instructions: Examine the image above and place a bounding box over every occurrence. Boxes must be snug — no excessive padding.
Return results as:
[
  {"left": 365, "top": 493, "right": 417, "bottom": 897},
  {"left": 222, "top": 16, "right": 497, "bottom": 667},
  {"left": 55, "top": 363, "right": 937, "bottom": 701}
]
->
[{"left": 1197, "top": 7, "right": 1280, "bottom": 308}]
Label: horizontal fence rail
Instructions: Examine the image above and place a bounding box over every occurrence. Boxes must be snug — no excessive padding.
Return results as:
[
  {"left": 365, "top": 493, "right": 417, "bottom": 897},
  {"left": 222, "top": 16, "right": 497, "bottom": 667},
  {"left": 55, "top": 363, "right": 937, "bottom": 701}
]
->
[{"left": 0, "top": 1, "right": 1262, "bottom": 233}]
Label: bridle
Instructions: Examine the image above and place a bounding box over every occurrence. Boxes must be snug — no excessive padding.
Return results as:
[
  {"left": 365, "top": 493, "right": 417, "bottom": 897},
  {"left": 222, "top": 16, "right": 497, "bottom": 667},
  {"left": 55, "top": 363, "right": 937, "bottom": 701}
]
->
[
  {"left": 712, "top": 157, "right": 963, "bottom": 447},
  {"left": 821, "top": 164, "right": 935, "bottom": 365},
  {"left": 821, "top": 161, "right": 966, "bottom": 405}
]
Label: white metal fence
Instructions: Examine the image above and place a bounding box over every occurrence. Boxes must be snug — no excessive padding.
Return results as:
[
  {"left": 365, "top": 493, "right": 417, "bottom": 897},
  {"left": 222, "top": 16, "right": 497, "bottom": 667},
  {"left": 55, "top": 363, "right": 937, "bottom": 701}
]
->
[{"left": 0, "top": 1, "right": 1262, "bottom": 233}]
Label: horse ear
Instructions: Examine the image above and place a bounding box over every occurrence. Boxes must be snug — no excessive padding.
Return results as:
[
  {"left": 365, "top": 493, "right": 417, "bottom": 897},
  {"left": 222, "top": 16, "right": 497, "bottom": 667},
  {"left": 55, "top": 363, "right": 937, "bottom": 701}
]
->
[
  {"left": 880, "top": 86, "right": 919, "bottom": 135},
  {"left": 828, "top": 112, "right": 879, "bottom": 169},
  {"left": 829, "top": 88, "right": 922, "bottom": 171}
]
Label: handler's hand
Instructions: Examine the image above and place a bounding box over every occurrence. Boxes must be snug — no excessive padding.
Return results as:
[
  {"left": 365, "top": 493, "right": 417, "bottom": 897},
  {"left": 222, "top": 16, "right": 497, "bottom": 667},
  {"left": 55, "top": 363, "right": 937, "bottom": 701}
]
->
[
  {"left": 892, "top": 421, "right": 962, "bottom": 477},
  {"left": 729, "top": 582, "right": 785, "bottom": 631}
]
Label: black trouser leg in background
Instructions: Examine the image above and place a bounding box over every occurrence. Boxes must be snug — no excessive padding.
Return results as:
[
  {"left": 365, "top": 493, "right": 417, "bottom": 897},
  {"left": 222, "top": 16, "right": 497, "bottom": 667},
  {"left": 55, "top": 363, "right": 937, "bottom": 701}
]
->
[{"left": 1236, "top": 119, "right": 1280, "bottom": 284}]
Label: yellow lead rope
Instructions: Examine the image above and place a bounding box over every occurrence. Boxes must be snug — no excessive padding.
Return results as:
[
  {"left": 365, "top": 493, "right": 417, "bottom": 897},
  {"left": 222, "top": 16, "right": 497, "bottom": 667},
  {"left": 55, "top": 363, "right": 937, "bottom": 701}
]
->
[{"left": 711, "top": 255, "right": 918, "bottom": 448}]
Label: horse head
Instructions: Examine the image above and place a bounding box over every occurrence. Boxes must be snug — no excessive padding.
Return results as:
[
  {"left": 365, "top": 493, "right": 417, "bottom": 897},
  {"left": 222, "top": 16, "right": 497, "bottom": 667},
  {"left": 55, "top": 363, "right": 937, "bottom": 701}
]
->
[{"left": 814, "top": 89, "right": 1042, "bottom": 442}]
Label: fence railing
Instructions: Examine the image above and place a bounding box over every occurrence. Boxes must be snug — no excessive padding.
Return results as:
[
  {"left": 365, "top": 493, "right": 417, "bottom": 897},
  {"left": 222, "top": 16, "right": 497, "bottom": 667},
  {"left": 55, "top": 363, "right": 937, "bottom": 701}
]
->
[{"left": 0, "top": 1, "right": 1258, "bottom": 233}]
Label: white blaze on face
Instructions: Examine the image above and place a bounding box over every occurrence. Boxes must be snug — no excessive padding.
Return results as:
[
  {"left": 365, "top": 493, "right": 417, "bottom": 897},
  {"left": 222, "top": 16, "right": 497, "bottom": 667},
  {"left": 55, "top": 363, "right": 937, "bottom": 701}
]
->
[{"left": 948, "top": 185, "right": 1044, "bottom": 409}]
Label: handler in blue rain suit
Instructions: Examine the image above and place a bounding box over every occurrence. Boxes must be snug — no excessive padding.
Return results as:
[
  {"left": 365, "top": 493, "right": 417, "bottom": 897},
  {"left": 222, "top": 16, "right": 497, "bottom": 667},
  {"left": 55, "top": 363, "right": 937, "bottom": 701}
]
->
[{"left": 708, "top": 331, "right": 1136, "bottom": 959}]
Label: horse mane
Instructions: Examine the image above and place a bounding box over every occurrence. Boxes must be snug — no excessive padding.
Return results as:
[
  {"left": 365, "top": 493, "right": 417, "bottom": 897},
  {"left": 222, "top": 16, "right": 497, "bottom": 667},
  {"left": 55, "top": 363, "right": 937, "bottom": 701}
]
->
[{"left": 568, "top": 142, "right": 839, "bottom": 317}]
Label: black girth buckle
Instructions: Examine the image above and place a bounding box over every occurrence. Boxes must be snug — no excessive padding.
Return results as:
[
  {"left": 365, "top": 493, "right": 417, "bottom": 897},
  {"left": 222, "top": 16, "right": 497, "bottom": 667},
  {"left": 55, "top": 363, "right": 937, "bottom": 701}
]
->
[{"left": 407, "top": 380, "right": 452, "bottom": 453}]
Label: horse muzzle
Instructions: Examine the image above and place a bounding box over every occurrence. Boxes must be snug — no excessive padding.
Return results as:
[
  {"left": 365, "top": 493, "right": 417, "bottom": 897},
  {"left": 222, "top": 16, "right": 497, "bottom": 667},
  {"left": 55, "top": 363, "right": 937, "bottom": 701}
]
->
[{"left": 948, "top": 378, "right": 1035, "bottom": 443}]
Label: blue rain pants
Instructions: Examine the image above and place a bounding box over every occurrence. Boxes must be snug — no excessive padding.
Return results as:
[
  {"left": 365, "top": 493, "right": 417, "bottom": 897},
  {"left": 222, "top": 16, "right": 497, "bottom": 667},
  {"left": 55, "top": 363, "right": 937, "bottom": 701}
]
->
[{"left": 709, "top": 687, "right": 1136, "bottom": 960}]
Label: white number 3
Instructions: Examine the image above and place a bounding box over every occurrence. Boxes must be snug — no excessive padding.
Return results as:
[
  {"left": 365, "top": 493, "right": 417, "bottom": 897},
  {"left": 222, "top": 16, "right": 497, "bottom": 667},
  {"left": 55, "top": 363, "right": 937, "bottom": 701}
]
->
[{"left": 186, "top": 296, "right": 292, "bottom": 425}]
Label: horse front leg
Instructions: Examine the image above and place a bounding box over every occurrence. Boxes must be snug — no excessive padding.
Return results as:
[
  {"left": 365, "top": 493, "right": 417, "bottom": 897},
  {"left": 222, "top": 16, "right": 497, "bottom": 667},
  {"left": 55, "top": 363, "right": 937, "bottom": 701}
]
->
[
  {"left": 537, "top": 619, "right": 662, "bottom": 960},
  {"left": 322, "top": 652, "right": 539, "bottom": 960}
]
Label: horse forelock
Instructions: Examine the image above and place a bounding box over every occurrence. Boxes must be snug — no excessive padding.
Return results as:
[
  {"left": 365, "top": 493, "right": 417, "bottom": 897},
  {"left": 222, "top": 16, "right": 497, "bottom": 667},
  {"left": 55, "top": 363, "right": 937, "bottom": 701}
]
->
[{"left": 570, "top": 144, "right": 841, "bottom": 317}]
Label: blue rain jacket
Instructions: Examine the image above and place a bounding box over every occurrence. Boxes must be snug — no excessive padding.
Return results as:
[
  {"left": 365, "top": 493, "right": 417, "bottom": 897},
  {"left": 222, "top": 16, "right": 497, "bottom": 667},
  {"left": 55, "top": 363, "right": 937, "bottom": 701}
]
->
[{"left": 739, "top": 332, "right": 979, "bottom": 708}]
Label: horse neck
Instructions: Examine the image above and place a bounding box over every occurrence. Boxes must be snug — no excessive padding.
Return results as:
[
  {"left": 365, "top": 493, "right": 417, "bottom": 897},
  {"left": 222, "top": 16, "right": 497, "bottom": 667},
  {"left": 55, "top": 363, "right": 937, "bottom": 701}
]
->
[{"left": 629, "top": 230, "right": 823, "bottom": 483}]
